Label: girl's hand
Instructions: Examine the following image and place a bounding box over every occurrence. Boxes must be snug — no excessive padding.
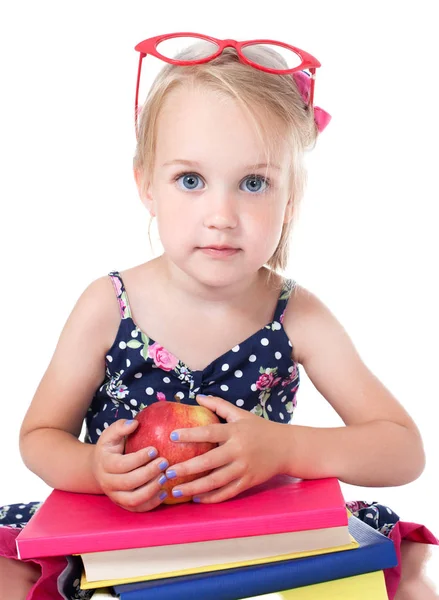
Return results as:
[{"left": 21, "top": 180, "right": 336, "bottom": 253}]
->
[
  {"left": 91, "top": 419, "right": 170, "bottom": 512},
  {"left": 166, "top": 395, "right": 288, "bottom": 503}
]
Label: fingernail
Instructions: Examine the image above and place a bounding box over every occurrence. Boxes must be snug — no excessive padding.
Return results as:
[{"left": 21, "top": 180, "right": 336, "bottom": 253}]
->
[
  {"left": 148, "top": 448, "right": 158, "bottom": 458},
  {"left": 166, "top": 469, "right": 177, "bottom": 479},
  {"left": 170, "top": 431, "right": 179, "bottom": 441},
  {"left": 197, "top": 395, "right": 207, "bottom": 398},
  {"left": 158, "top": 474, "right": 167, "bottom": 485},
  {"left": 193, "top": 496, "right": 201, "bottom": 503},
  {"left": 159, "top": 460, "right": 169, "bottom": 471},
  {"left": 125, "top": 419, "right": 134, "bottom": 425},
  {"left": 172, "top": 489, "right": 183, "bottom": 498},
  {"left": 159, "top": 491, "right": 168, "bottom": 501}
]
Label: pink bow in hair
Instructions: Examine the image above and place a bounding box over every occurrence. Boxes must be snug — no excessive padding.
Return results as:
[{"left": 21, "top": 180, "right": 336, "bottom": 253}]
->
[{"left": 293, "top": 71, "right": 331, "bottom": 133}]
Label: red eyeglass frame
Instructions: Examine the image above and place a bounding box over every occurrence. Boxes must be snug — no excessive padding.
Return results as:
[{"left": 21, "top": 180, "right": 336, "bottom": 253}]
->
[{"left": 134, "top": 32, "right": 322, "bottom": 137}]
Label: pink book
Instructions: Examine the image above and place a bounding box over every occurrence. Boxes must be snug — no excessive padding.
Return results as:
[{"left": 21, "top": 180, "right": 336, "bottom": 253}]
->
[{"left": 16, "top": 475, "right": 347, "bottom": 559}]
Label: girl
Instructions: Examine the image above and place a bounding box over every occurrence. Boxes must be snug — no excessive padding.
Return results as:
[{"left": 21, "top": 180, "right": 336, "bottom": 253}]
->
[{"left": 0, "top": 33, "right": 437, "bottom": 600}]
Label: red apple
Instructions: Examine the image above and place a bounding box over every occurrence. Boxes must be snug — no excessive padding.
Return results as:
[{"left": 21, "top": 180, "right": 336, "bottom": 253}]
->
[{"left": 125, "top": 401, "right": 220, "bottom": 504}]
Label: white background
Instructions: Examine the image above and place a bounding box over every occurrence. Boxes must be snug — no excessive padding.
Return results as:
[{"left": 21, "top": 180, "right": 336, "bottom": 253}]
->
[{"left": 1, "top": 0, "right": 438, "bottom": 586}]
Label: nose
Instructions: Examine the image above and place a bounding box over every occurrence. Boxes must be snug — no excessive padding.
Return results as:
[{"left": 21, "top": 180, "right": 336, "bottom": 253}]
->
[{"left": 203, "top": 190, "right": 239, "bottom": 230}]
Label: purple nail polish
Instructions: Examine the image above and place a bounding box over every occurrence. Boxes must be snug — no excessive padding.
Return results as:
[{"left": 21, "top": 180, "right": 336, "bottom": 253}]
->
[
  {"left": 170, "top": 431, "right": 179, "bottom": 441},
  {"left": 159, "top": 491, "right": 168, "bottom": 501},
  {"left": 172, "top": 489, "right": 183, "bottom": 498}
]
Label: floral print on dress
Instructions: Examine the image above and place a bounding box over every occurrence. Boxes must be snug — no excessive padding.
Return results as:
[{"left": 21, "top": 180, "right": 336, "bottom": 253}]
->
[
  {"left": 346, "top": 500, "right": 400, "bottom": 536},
  {"left": 251, "top": 366, "right": 283, "bottom": 419},
  {"left": 105, "top": 371, "right": 129, "bottom": 400},
  {"left": 110, "top": 273, "right": 130, "bottom": 319},
  {"left": 126, "top": 328, "right": 150, "bottom": 361},
  {"left": 148, "top": 342, "right": 179, "bottom": 371}
]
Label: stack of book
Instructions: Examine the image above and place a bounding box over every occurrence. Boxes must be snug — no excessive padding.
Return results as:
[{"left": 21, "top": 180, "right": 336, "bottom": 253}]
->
[{"left": 15, "top": 475, "right": 397, "bottom": 599}]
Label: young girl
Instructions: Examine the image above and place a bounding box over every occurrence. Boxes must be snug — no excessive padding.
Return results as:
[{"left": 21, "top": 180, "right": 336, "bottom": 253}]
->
[{"left": 0, "top": 33, "right": 437, "bottom": 600}]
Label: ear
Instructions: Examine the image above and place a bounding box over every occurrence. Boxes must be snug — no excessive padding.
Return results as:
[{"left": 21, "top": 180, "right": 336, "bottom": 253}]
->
[{"left": 134, "top": 168, "right": 155, "bottom": 217}]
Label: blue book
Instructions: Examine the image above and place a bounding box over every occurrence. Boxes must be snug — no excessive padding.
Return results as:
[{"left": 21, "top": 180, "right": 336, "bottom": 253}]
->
[{"left": 113, "top": 516, "right": 397, "bottom": 600}]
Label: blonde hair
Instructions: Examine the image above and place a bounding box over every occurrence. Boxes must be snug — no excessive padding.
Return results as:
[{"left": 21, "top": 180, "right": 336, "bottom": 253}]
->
[{"left": 134, "top": 41, "right": 319, "bottom": 274}]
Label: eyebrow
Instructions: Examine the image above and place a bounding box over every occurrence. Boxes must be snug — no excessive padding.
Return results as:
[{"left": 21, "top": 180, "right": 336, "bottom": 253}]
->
[{"left": 162, "top": 159, "right": 281, "bottom": 170}]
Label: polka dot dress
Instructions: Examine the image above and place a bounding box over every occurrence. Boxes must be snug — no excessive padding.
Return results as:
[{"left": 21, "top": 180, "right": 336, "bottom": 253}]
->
[
  {"left": 84, "top": 271, "right": 301, "bottom": 444},
  {"left": 0, "top": 271, "right": 400, "bottom": 598}
]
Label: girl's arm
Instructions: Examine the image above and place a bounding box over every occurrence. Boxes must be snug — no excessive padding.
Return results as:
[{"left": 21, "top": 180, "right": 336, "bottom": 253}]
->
[
  {"left": 280, "top": 285, "right": 426, "bottom": 486},
  {"left": 19, "top": 276, "right": 120, "bottom": 493},
  {"left": 20, "top": 276, "right": 176, "bottom": 509}
]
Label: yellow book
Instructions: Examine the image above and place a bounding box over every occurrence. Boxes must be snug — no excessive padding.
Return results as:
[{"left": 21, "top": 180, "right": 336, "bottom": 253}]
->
[
  {"left": 246, "top": 570, "right": 387, "bottom": 599},
  {"left": 80, "top": 535, "right": 358, "bottom": 589}
]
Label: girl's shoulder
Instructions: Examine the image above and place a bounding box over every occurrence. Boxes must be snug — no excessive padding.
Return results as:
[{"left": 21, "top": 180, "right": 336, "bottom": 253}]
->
[
  {"left": 116, "top": 259, "right": 159, "bottom": 293},
  {"left": 71, "top": 274, "right": 122, "bottom": 350},
  {"left": 65, "top": 261, "right": 155, "bottom": 348},
  {"left": 52, "top": 263, "right": 154, "bottom": 373},
  {"left": 281, "top": 283, "right": 340, "bottom": 366}
]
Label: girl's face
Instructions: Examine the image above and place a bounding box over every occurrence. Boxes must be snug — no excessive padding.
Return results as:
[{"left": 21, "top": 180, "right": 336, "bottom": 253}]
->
[{"left": 141, "top": 85, "right": 293, "bottom": 288}]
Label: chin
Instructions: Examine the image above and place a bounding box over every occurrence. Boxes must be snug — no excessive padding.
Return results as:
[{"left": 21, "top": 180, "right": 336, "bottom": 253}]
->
[{"left": 190, "top": 267, "right": 246, "bottom": 288}]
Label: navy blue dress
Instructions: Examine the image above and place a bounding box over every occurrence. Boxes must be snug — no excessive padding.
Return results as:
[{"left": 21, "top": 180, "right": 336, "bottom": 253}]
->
[{"left": 0, "top": 271, "right": 399, "bottom": 598}]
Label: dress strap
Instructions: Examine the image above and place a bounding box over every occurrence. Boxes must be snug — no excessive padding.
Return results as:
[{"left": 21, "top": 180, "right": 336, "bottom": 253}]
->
[
  {"left": 108, "top": 271, "right": 133, "bottom": 320},
  {"left": 273, "top": 278, "right": 296, "bottom": 323}
]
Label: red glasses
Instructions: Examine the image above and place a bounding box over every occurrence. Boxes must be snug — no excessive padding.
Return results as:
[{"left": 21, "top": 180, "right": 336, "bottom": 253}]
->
[{"left": 134, "top": 32, "right": 324, "bottom": 138}]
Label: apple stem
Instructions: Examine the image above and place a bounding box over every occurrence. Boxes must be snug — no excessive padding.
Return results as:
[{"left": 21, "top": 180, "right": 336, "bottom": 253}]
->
[{"left": 174, "top": 394, "right": 181, "bottom": 404}]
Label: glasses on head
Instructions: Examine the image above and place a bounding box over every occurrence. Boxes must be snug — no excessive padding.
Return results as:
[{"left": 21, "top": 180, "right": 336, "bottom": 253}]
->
[{"left": 134, "top": 32, "right": 327, "bottom": 139}]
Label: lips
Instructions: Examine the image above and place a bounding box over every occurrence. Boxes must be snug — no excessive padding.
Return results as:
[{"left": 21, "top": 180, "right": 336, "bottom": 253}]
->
[
  {"left": 199, "top": 246, "right": 240, "bottom": 258},
  {"left": 201, "top": 246, "right": 238, "bottom": 250}
]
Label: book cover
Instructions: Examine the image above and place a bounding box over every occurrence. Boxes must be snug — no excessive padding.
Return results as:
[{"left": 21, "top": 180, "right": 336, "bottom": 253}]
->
[
  {"left": 80, "top": 534, "right": 358, "bottom": 589},
  {"left": 112, "top": 516, "right": 397, "bottom": 600},
  {"left": 16, "top": 475, "right": 347, "bottom": 560},
  {"left": 240, "top": 570, "right": 388, "bottom": 600}
]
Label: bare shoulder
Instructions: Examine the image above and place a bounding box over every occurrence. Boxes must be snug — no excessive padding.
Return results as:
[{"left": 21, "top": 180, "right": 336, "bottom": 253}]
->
[
  {"left": 69, "top": 275, "right": 121, "bottom": 349},
  {"left": 118, "top": 259, "right": 161, "bottom": 291},
  {"left": 282, "top": 283, "right": 338, "bottom": 366},
  {"left": 282, "top": 283, "right": 419, "bottom": 430}
]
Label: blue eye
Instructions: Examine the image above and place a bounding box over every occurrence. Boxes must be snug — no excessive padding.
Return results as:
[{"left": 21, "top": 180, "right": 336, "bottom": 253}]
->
[
  {"left": 240, "top": 175, "right": 269, "bottom": 193},
  {"left": 175, "top": 173, "right": 204, "bottom": 191}
]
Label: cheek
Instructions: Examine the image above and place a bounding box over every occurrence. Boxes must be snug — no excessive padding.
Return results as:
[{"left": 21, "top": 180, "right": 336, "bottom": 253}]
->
[
  {"left": 248, "top": 201, "right": 285, "bottom": 233},
  {"left": 154, "top": 184, "right": 192, "bottom": 224},
  {"left": 156, "top": 209, "right": 177, "bottom": 238},
  {"left": 155, "top": 201, "right": 194, "bottom": 252},
  {"left": 247, "top": 202, "right": 287, "bottom": 254}
]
